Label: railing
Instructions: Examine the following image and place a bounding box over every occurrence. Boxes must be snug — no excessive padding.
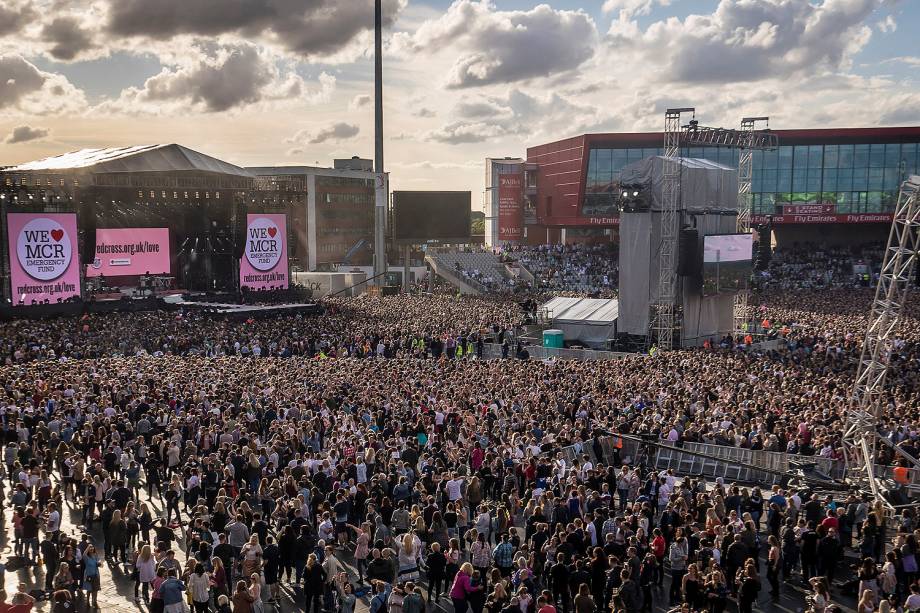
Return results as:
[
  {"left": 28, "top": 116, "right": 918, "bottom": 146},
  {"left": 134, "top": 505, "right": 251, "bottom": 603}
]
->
[
  {"left": 480, "top": 342, "right": 630, "bottom": 360},
  {"left": 425, "top": 256, "right": 487, "bottom": 294},
  {"left": 537, "top": 434, "right": 919, "bottom": 497}
]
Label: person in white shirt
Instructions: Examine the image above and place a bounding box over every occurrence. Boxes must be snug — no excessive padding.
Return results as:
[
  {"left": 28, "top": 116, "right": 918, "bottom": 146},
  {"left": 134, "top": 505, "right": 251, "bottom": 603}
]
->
[{"left": 445, "top": 474, "right": 464, "bottom": 502}]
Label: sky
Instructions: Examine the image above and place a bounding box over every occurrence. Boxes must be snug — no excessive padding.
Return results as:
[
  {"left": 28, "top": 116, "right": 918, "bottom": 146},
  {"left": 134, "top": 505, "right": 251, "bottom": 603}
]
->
[{"left": 1, "top": 0, "right": 918, "bottom": 211}]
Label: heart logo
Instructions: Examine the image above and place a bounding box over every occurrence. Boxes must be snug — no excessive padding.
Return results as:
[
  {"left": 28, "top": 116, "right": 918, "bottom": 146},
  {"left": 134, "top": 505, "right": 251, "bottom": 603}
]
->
[
  {"left": 267, "top": 227, "right": 277, "bottom": 238},
  {"left": 50, "top": 229, "right": 64, "bottom": 242}
]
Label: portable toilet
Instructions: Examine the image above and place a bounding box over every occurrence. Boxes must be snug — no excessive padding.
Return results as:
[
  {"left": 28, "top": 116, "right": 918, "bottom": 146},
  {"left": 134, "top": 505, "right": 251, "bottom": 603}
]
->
[{"left": 543, "top": 329, "right": 564, "bottom": 348}]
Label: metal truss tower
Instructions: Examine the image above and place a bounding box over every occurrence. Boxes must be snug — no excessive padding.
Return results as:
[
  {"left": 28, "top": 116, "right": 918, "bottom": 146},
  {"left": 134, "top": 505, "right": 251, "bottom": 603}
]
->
[
  {"left": 843, "top": 176, "right": 920, "bottom": 503},
  {"left": 733, "top": 117, "right": 769, "bottom": 337},
  {"left": 648, "top": 108, "right": 694, "bottom": 351}
]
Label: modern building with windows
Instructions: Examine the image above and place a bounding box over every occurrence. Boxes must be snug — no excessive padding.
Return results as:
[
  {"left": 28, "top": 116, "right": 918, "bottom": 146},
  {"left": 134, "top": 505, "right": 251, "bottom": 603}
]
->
[
  {"left": 488, "top": 127, "right": 920, "bottom": 245},
  {"left": 247, "top": 159, "right": 375, "bottom": 270}
]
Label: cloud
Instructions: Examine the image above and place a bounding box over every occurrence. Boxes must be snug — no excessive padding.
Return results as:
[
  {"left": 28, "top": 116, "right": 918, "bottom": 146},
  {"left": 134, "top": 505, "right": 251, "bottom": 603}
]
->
[
  {"left": 106, "top": 0, "right": 406, "bottom": 60},
  {"left": 876, "top": 15, "right": 896, "bottom": 32},
  {"left": 0, "top": 54, "right": 86, "bottom": 114},
  {"left": 427, "top": 121, "right": 506, "bottom": 144},
  {"left": 602, "top": 0, "right": 670, "bottom": 18},
  {"left": 608, "top": 0, "right": 880, "bottom": 84},
  {"left": 880, "top": 56, "right": 920, "bottom": 67},
  {"left": 414, "top": 107, "right": 436, "bottom": 118},
  {"left": 41, "top": 16, "right": 97, "bottom": 61},
  {"left": 0, "top": 55, "right": 46, "bottom": 108},
  {"left": 427, "top": 87, "right": 615, "bottom": 144},
  {"left": 394, "top": 0, "right": 597, "bottom": 89},
  {"left": 106, "top": 43, "right": 331, "bottom": 113},
  {"left": 290, "top": 122, "right": 361, "bottom": 145},
  {"left": 0, "top": 1, "right": 35, "bottom": 37},
  {"left": 349, "top": 94, "right": 371, "bottom": 110},
  {"left": 877, "top": 94, "right": 920, "bottom": 124},
  {"left": 4, "top": 125, "right": 49, "bottom": 143}
]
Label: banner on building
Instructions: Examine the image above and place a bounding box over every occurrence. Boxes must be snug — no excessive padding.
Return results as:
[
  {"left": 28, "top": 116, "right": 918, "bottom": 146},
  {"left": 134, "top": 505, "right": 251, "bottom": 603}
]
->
[
  {"left": 240, "top": 213, "right": 289, "bottom": 290},
  {"left": 498, "top": 173, "right": 523, "bottom": 241},
  {"left": 752, "top": 213, "right": 893, "bottom": 225},
  {"left": 7, "top": 212, "right": 81, "bottom": 305},
  {"left": 781, "top": 204, "right": 836, "bottom": 215}
]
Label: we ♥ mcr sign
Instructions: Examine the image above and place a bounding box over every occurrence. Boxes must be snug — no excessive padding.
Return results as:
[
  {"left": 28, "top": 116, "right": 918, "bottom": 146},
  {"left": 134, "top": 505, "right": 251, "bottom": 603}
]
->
[
  {"left": 7, "top": 212, "right": 81, "bottom": 305},
  {"left": 239, "top": 213, "right": 289, "bottom": 290}
]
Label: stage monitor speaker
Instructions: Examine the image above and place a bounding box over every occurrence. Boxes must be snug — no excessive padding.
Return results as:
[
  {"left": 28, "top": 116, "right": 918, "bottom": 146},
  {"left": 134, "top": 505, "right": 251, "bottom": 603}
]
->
[
  {"left": 756, "top": 227, "right": 772, "bottom": 271},
  {"left": 232, "top": 198, "right": 246, "bottom": 260},
  {"left": 677, "top": 227, "right": 699, "bottom": 276},
  {"left": 79, "top": 201, "right": 96, "bottom": 265}
]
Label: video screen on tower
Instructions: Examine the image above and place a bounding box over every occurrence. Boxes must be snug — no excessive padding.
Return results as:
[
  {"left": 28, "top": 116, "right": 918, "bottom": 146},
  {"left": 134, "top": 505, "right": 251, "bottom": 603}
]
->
[
  {"left": 393, "top": 191, "right": 471, "bottom": 244},
  {"left": 86, "top": 228, "right": 171, "bottom": 277},
  {"left": 7, "top": 212, "right": 81, "bottom": 305},
  {"left": 702, "top": 233, "right": 753, "bottom": 296}
]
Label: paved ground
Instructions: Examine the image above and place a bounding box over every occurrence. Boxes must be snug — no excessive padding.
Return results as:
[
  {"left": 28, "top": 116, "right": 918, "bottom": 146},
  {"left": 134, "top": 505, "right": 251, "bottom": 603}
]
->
[{"left": 0, "top": 489, "right": 858, "bottom": 613}]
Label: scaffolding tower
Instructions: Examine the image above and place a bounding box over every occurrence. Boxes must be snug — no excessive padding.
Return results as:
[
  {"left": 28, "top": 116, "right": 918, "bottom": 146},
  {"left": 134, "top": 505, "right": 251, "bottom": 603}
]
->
[
  {"left": 734, "top": 117, "right": 770, "bottom": 337},
  {"left": 648, "top": 108, "right": 694, "bottom": 351},
  {"left": 843, "top": 175, "right": 920, "bottom": 504},
  {"left": 649, "top": 110, "right": 777, "bottom": 351}
]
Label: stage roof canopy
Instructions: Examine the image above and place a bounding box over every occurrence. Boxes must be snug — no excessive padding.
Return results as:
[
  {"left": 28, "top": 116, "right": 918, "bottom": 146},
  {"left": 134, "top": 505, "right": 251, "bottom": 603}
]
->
[
  {"left": 6, "top": 144, "right": 253, "bottom": 177},
  {"left": 541, "top": 296, "right": 618, "bottom": 346}
]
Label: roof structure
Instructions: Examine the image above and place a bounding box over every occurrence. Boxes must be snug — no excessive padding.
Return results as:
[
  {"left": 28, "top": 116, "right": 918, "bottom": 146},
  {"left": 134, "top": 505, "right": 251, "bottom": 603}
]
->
[
  {"left": 540, "top": 296, "right": 619, "bottom": 346},
  {"left": 6, "top": 144, "right": 253, "bottom": 177},
  {"left": 542, "top": 296, "right": 619, "bottom": 324}
]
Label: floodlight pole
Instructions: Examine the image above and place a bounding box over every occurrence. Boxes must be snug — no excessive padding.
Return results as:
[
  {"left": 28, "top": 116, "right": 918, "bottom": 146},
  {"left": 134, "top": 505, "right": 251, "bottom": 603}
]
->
[{"left": 373, "top": 0, "right": 388, "bottom": 283}]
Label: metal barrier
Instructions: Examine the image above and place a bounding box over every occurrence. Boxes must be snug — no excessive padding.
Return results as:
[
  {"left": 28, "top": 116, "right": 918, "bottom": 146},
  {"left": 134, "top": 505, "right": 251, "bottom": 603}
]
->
[{"left": 481, "top": 342, "right": 631, "bottom": 361}]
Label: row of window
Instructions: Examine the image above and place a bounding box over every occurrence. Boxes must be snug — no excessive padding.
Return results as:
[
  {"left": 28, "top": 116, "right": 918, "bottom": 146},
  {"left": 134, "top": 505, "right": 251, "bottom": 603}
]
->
[
  {"left": 139, "top": 190, "right": 220, "bottom": 200},
  {"left": 584, "top": 142, "right": 920, "bottom": 215}
]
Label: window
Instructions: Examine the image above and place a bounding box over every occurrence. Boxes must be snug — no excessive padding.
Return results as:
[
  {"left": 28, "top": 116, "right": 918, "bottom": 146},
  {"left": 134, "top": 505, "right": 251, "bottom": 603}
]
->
[
  {"left": 837, "top": 144, "right": 854, "bottom": 168},
  {"left": 149, "top": 190, "right": 155, "bottom": 198},
  {"left": 869, "top": 144, "right": 886, "bottom": 168}
]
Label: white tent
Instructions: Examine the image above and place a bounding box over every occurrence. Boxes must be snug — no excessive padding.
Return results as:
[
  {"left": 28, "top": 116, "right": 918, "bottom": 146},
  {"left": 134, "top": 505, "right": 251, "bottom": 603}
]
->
[{"left": 541, "top": 297, "right": 618, "bottom": 346}]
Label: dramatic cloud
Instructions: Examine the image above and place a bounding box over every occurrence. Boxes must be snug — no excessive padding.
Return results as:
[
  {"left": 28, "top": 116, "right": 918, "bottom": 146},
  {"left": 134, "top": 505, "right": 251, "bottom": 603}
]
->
[
  {"left": 108, "top": 43, "right": 332, "bottom": 113},
  {"left": 42, "top": 16, "right": 97, "bottom": 61},
  {"left": 290, "top": 122, "right": 361, "bottom": 145},
  {"left": 0, "top": 1, "right": 35, "bottom": 37},
  {"left": 5, "top": 125, "right": 49, "bottom": 144},
  {"left": 608, "top": 0, "right": 880, "bottom": 84},
  {"left": 106, "top": 0, "right": 405, "bottom": 59},
  {"left": 349, "top": 94, "right": 371, "bottom": 110},
  {"left": 0, "top": 55, "right": 46, "bottom": 108},
  {"left": 428, "top": 88, "right": 615, "bottom": 144},
  {"left": 0, "top": 55, "right": 86, "bottom": 115},
  {"left": 395, "top": 0, "right": 597, "bottom": 89}
]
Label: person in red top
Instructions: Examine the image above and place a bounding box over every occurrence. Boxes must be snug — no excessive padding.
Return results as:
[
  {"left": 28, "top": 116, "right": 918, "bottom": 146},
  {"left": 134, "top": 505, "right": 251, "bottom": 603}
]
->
[
  {"left": 820, "top": 509, "right": 839, "bottom": 532},
  {"left": 537, "top": 595, "right": 557, "bottom": 613},
  {"left": 651, "top": 528, "right": 666, "bottom": 587}
]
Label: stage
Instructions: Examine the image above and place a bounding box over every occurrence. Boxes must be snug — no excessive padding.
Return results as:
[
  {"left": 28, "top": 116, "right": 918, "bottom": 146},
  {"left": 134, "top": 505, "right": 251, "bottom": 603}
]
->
[{"left": 162, "top": 295, "right": 320, "bottom": 317}]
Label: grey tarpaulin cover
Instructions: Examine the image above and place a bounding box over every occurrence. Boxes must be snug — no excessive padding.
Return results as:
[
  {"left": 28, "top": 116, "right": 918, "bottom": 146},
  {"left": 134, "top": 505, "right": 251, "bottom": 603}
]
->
[
  {"left": 540, "top": 296, "right": 618, "bottom": 347},
  {"left": 618, "top": 156, "right": 738, "bottom": 345},
  {"left": 618, "top": 156, "right": 738, "bottom": 212}
]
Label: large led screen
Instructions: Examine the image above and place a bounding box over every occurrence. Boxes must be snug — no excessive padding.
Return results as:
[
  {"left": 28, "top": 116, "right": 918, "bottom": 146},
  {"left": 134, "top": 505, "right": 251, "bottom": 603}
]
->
[
  {"left": 86, "top": 228, "right": 171, "bottom": 277},
  {"left": 702, "top": 233, "right": 753, "bottom": 296},
  {"left": 240, "top": 213, "right": 289, "bottom": 290},
  {"left": 8, "top": 212, "right": 81, "bottom": 305}
]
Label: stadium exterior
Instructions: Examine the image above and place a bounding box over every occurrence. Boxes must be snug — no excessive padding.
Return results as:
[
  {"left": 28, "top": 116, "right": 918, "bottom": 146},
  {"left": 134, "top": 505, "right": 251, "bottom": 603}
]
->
[{"left": 485, "top": 127, "right": 920, "bottom": 246}]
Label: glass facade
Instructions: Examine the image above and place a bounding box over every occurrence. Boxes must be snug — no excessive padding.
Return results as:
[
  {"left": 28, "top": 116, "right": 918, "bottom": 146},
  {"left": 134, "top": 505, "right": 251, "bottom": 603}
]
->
[{"left": 583, "top": 142, "right": 920, "bottom": 216}]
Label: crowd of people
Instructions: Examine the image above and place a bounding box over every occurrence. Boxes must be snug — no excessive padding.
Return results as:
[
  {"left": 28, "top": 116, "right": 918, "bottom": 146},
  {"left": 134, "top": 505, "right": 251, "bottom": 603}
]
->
[
  {"left": 509, "top": 245, "right": 618, "bottom": 298},
  {"left": 0, "top": 239, "right": 916, "bottom": 613},
  {"left": 760, "top": 243, "right": 885, "bottom": 290}
]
